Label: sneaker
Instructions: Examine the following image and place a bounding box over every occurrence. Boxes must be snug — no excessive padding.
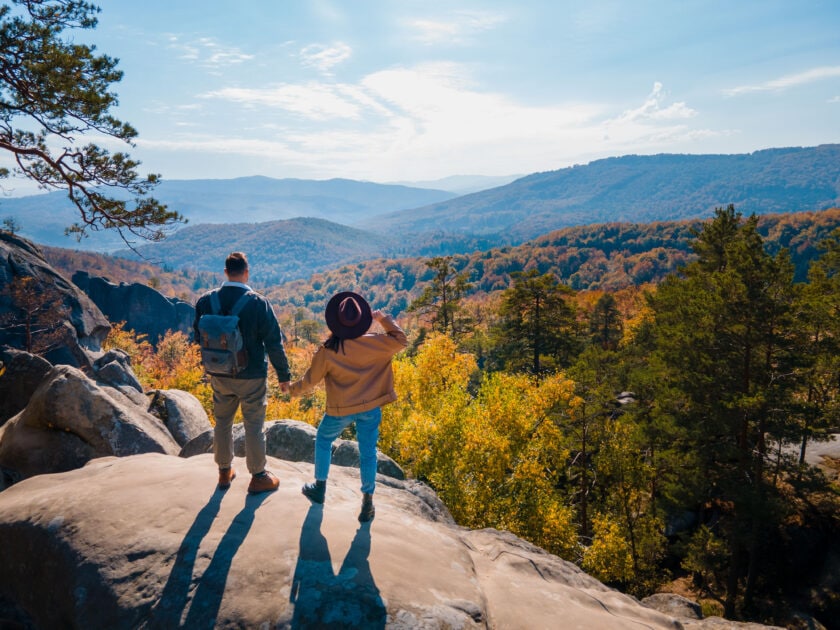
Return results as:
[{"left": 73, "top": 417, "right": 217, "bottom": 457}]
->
[
  {"left": 301, "top": 480, "right": 326, "bottom": 504},
  {"left": 358, "top": 493, "right": 375, "bottom": 522},
  {"left": 247, "top": 470, "right": 279, "bottom": 494},
  {"left": 218, "top": 467, "right": 236, "bottom": 489}
]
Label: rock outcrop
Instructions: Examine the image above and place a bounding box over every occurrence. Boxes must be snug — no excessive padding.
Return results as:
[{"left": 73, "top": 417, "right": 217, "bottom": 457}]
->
[
  {"left": 0, "top": 232, "right": 110, "bottom": 368},
  {"left": 181, "top": 419, "right": 405, "bottom": 481},
  {"left": 0, "top": 452, "right": 769, "bottom": 630},
  {"left": 72, "top": 270, "right": 194, "bottom": 344},
  {"left": 0, "top": 365, "right": 180, "bottom": 480},
  {"left": 146, "top": 388, "right": 212, "bottom": 447},
  {"left": 0, "top": 348, "right": 52, "bottom": 426}
]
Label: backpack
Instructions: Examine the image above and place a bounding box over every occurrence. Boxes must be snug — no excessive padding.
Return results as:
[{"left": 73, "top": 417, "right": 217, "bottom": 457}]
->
[{"left": 197, "top": 290, "right": 253, "bottom": 376}]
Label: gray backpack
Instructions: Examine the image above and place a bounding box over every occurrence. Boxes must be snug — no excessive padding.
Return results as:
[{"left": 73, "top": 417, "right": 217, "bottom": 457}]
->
[{"left": 197, "top": 291, "right": 253, "bottom": 376}]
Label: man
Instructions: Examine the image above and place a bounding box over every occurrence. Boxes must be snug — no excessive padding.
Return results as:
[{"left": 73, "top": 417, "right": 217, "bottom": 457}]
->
[{"left": 193, "top": 252, "right": 291, "bottom": 493}]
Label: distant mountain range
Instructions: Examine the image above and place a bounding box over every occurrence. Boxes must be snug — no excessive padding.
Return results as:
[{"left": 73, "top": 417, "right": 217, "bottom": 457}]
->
[
  {"left": 0, "top": 176, "right": 457, "bottom": 251},
  {"left": 6, "top": 145, "right": 839, "bottom": 282},
  {"left": 358, "top": 144, "right": 840, "bottom": 243},
  {"left": 387, "top": 174, "right": 524, "bottom": 195}
]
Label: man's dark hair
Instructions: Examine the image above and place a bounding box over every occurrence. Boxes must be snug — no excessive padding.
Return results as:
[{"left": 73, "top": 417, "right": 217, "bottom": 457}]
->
[{"left": 225, "top": 252, "right": 249, "bottom": 275}]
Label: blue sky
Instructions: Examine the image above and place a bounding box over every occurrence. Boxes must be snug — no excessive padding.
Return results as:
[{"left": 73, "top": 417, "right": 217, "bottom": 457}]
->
[{"left": 5, "top": 0, "right": 840, "bottom": 193}]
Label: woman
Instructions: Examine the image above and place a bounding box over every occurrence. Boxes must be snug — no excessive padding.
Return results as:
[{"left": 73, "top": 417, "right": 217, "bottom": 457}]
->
[{"left": 289, "top": 291, "right": 408, "bottom": 522}]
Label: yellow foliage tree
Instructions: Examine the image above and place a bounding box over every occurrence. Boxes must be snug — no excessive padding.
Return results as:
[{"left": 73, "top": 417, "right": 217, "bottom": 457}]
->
[{"left": 381, "top": 334, "right": 579, "bottom": 558}]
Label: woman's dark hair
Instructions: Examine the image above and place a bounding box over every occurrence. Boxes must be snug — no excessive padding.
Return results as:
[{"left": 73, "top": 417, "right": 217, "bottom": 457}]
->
[{"left": 324, "top": 335, "right": 344, "bottom": 353}]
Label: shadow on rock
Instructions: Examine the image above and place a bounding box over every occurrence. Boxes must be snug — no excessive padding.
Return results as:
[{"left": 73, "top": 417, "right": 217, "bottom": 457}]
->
[
  {"left": 289, "top": 504, "right": 386, "bottom": 629},
  {"left": 151, "top": 489, "right": 269, "bottom": 629}
]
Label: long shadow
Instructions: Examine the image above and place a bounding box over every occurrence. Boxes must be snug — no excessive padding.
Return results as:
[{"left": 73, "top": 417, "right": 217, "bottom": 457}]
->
[
  {"left": 150, "top": 487, "right": 226, "bottom": 628},
  {"left": 289, "top": 505, "right": 385, "bottom": 629},
  {"left": 181, "top": 491, "right": 270, "bottom": 629}
]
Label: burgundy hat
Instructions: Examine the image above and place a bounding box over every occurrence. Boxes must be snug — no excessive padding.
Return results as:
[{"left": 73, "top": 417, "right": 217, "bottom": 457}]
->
[{"left": 325, "top": 291, "right": 372, "bottom": 340}]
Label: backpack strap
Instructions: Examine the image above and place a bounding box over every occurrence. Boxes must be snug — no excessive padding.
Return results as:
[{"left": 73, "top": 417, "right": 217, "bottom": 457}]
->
[
  {"left": 209, "top": 290, "right": 222, "bottom": 315},
  {"left": 230, "top": 291, "right": 255, "bottom": 317}
]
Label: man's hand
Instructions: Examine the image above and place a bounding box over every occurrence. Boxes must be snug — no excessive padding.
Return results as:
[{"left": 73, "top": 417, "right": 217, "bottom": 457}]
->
[
  {"left": 278, "top": 381, "right": 291, "bottom": 394},
  {"left": 372, "top": 309, "right": 387, "bottom": 323}
]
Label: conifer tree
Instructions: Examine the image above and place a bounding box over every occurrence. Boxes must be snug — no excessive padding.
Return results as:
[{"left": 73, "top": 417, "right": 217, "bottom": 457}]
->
[{"left": 0, "top": 0, "right": 183, "bottom": 245}]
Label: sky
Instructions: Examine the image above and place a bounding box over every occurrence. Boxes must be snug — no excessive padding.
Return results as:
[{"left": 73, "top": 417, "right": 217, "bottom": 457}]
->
[{"left": 3, "top": 0, "right": 840, "bottom": 194}]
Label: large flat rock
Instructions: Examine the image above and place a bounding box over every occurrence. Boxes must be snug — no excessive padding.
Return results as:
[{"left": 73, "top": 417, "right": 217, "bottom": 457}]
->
[{"left": 0, "top": 453, "right": 689, "bottom": 629}]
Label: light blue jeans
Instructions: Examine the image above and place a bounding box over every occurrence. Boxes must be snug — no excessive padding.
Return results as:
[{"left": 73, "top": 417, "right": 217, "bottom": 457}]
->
[{"left": 314, "top": 407, "right": 381, "bottom": 494}]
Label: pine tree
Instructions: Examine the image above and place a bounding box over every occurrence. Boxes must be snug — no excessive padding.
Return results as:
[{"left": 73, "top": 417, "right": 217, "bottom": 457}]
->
[{"left": 0, "top": 1, "right": 183, "bottom": 244}]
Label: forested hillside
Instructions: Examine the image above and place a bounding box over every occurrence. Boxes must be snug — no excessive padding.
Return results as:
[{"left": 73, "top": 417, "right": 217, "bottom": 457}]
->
[
  {"left": 43, "top": 208, "right": 840, "bottom": 318},
  {"left": 359, "top": 145, "right": 840, "bottom": 246},
  {"left": 265, "top": 208, "right": 840, "bottom": 318},
  {"left": 2, "top": 176, "right": 456, "bottom": 251},
  {"left": 117, "top": 217, "right": 397, "bottom": 285}
]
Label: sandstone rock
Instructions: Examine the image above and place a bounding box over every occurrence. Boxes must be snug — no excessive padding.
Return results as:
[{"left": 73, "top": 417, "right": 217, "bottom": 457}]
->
[
  {"left": 0, "top": 348, "right": 52, "bottom": 426},
  {"left": 180, "top": 419, "right": 405, "bottom": 480},
  {"left": 146, "top": 389, "right": 212, "bottom": 447},
  {"left": 0, "top": 365, "right": 179, "bottom": 481},
  {"left": 0, "top": 453, "right": 714, "bottom": 629},
  {"left": 92, "top": 348, "right": 143, "bottom": 392},
  {"left": 0, "top": 232, "right": 110, "bottom": 368},
  {"left": 73, "top": 271, "right": 194, "bottom": 345},
  {"left": 643, "top": 593, "right": 703, "bottom": 620}
]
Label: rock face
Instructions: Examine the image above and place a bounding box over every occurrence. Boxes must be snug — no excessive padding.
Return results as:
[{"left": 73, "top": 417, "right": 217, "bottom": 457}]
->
[
  {"left": 0, "top": 453, "right": 740, "bottom": 630},
  {"left": 72, "top": 270, "right": 194, "bottom": 344},
  {"left": 146, "top": 388, "right": 212, "bottom": 447},
  {"left": 0, "top": 348, "right": 52, "bottom": 426},
  {"left": 0, "top": 365, "right": 180, "bottom": 480},
  {"left": 0, "top": 232, "right": 110, "bottom": 367},
  {"left": 180, "top": 419, "right": 406, "bottom": 481}
]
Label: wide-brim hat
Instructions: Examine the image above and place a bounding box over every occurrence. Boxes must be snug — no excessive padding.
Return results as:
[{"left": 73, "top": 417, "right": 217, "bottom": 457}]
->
[{"left": 325, "top": 291, "right": 372, "bottom": 340}]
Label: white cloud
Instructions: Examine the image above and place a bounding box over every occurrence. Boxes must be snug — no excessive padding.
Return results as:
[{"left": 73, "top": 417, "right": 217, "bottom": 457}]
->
[
  {"left": 612, "top": 82, "right": 697, "bottom": 123},
  {"left": 168, "top": 35, "right": 253, "bottom": 69},
  {"left": 829, "top": 95, "right": 840, "bottom": 103},
  {"left": 178, "top": 69, "right": 717, "bottom": 180},
  {"left": 406, "top": 10, "right": 507, "bottom": 45},
  {"left": 299, "top": 42, "right": 352, "bottom": 74},
  {"left": 724, "top": 65, "right": 840, "bottom": 96},
  {"left": 202, "top": 84, "right": 366, "bottom": 120}
]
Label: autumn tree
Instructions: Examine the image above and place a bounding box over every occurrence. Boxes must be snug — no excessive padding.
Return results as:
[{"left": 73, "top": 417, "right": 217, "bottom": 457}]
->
[
  {"left": 0, "top": 0, "right": 183, "bottom": 245},
  {"left": 0, "top": 274, "right": 69, "bottom": 353},
  {"left": 407, "top": 256, "right": 473, "bottom": 339}
]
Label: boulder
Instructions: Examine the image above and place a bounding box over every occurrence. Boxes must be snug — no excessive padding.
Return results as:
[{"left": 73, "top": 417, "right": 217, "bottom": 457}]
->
[
  {"left": 0, "top": 348, "right": 52, "bottom": 426},
  {"left": 92, "top": 348, "right": 144, "bottom": 393},
  {"left": 73, "top": 271, "right": 194, "bottom": 345},
  {"left": 0, "top": 232, "right": 110, "bottom": 368},
  {"left": 643, "top": 593, "right": 703, "bottom": 620},
  {"left": 0, "top": 365, "right": 180, "bottom": 481},
  {"left": 180, "top": 419, "right": 405, "bottom": 480},
  {"left": 146, "top": 389, "right": 212, "bottom": 447},
  {"left": 0, "top": 453, "right": 729, "bottom": 629}
]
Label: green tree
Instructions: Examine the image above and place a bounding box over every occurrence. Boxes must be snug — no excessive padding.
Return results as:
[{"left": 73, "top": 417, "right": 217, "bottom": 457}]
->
[
  {"left": 589, "top": 293, "right": 623, "bottom": 350},
  {"left": 407, "top": 256, "right": 473, "bottom": 338},
  {"left": 0, "top": 0, "right": 183, "bottom": 244},
  {"left": 793, "top": 228, "right": 840, "bottom": 465},
  {"left": 489, "top": 269, "right": 579, "bottom": 374},
  {"left": 648, "top": 206, "right": 802, "bottom": 616}
]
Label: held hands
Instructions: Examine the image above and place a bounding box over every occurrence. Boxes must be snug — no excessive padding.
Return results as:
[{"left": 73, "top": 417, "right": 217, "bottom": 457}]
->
[{"left": 372, "top": 309, "right": 387, "bottom": 323}]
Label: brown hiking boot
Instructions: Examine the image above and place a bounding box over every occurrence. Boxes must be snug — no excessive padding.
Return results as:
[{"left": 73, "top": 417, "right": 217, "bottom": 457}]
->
[
  {"left": 218, "top": 467, "right": 236, "bottom": 489},
  {"left": 359, "top": 493, "right": 375, "bottom": 522},
  {"left": 248, "top": 470, "right": 279, "bottom": 494}
]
